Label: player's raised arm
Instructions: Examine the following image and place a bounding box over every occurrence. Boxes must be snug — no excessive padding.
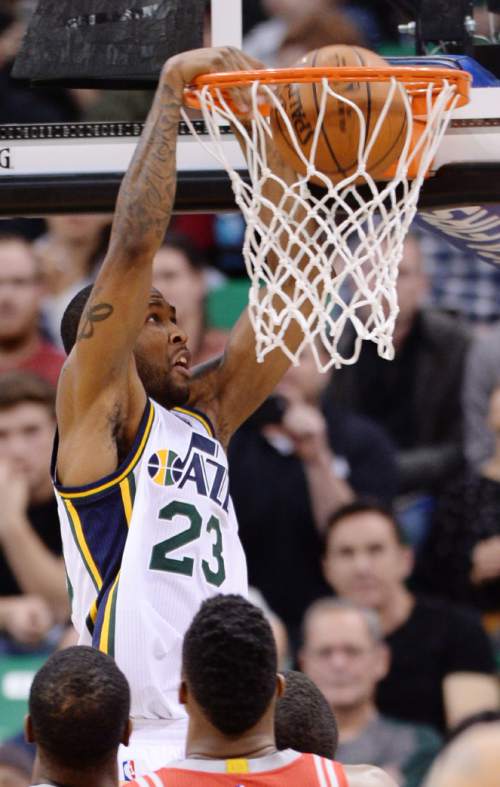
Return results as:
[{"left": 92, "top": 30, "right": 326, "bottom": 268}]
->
[
  {"left": 63, "top": 49, "right": 242, "bottom": 405},
  {"left": 190, "top": 131, "right": 316, "bottom": 446},
  {"left": 56, "top": 47, "right": 261, "bottom": 485}
]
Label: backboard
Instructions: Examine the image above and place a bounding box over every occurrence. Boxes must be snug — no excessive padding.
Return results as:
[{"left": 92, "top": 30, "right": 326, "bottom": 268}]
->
[{"left": 1, "top": 0, "right": 499, "bottom": 264}]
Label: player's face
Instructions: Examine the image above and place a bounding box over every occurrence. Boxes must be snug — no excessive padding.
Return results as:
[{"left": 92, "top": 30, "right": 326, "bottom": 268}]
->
[
  {"left": 0, "top": 242, "right": 41, "bottom": 342},
  {"left": 0, "top": 403, "right": 55, "bottom": 498},
  {"left": 301, "top": 609, "right": 388, "bottom": 710},
  {"left": 133, "top": 290, "right": 191, "bottom": 409},
  {"left": 322, "top": 512, "right": 413, "bottom": 610}
]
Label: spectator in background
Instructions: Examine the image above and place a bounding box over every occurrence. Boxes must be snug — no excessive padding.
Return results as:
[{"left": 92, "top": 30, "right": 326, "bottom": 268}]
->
[
  {"left": 321, "top": 502, "right": 499, "bottom": 733},
  {"left": 0, "top": 8, "right": 85, "bottom": 125},
  {"left": 327, "top": 233, "right": 470, "bottom": 544},
  {"left": 416, "top": 385, "right": 500, "bottom": 653},
  {"left": 275, "top": 8, "right": 367, "bottom": 67},
  {"left": 0, "top": 234, "right": 64, "bottom": 386},
  {"left": 0, "top": 372, "right": 67, "bottom": 648},
  {"left": 229, "top": 345, "right": 398, "bottom": 645},
  {"left": 243, "top": 0, "right": 376, "bottom": 65},
  {"left": 25, "top": 647, "right": 131, "bottom": 787},
  {"left": 300, "top": 599, "right": 441, "bottom": 787},
  {"left": 33, "top": 215, "right": 111, "bottom": 349},
  {"left": 463, "top": 322, "right": 500, "bottom": 468},
  {"left": 152, "top": 233, "right": 227, "bottom": 366}
]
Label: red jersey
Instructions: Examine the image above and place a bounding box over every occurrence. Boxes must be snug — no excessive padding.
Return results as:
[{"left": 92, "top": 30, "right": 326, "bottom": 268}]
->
[{"left": 128, "top": 750, "right": 348, "bottom": 787}]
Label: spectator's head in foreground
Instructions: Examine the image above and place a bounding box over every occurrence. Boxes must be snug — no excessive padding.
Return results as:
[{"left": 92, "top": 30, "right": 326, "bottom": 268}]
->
[
  {"left": 424, "top": 721, "right": 500, "bottom": 787},
  {"left": 26, "top": 646, "right": 131, "bottom": 787},
  {"left": 275, "top": 669, "right": 338, "bottom": 759},
  {"left": 180, "top": 594, "right": 284, "bottom": 756}
]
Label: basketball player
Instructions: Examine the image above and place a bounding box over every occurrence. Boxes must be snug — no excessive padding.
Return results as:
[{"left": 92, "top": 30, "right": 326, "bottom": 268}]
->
[
  {"left": 52, "top": 46, "right": 313, "bottom": 775},
  {"left": 127, "top": 594, "right": 396, "bottom": 787},
  {"left": 26, "top": 646, "right": 131, "bottom": 787},
  {"left": 275, "top": 669, "right": 339, "bottom": 760}
]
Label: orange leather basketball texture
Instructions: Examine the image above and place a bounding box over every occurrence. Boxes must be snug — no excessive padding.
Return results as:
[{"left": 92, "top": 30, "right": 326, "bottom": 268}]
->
[{"left": 270, "top": 45, "right": 407, "bottom": 183}]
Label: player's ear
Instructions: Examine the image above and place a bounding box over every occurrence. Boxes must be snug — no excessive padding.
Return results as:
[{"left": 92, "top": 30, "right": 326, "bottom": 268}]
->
[
  {"left": 122, "top": 718, "right": 133, "bottom": 746},
  {"left": 179, "top": 680, "right": 188, "bottom": 706},
  {"left": 24, "top": 714, "right": 34, "bottom": 743},
  {"left": 276, "top": 673, "right": 286, "bottom": 698}
]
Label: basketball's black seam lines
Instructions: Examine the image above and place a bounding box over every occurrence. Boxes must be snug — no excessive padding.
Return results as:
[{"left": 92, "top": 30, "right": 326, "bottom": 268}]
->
[
  {"left": 312, "top": 49, "right": 346, "bottom": 177},
  {"left": 342, "top": 48, "right": 406, "bottom": 176}
]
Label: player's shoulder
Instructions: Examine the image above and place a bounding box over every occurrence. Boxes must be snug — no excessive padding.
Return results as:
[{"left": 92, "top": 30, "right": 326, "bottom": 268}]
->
[{"left": 344, "top": 763, "right": 399, "bottom": 787}]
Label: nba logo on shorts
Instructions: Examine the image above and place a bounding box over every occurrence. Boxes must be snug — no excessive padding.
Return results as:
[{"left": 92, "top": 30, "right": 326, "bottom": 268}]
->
[{"left": 122, "top": 760, "right": 136, "bottom": 781}]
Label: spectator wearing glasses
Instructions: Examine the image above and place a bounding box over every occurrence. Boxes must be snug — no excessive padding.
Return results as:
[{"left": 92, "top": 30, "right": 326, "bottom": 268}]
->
[{"left": 300, "top": 598, "right": 442, "bottom": 787}]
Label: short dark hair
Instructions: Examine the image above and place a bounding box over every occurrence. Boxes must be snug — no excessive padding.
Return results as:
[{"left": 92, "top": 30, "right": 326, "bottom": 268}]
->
[
  {"left": 323, "top": 500, "right": 407, "bottom": 554},
  {"left": 182, "top": 594, "right": 278, "bottom": 736},
  {"left": 275, "top": 670, "right": 338, "bottom": 759},
  {"left": 29, "top": 646, "right": 130, "bottom": 769},
  {"left": 161, "top": 231, "right": 206, "bottom": 272},
  {"left": 0, "top": 371, "right": 55, "bottom": 415},
  {"left": 60, "top": 283, "right": 94, "bottom": 355}
]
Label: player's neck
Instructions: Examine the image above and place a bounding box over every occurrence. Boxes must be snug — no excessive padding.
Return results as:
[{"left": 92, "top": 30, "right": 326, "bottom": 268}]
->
[
  {"left": 186, "top": 717, "right": 277, "bottom": 761},
  {"left": 335, "top": 702, "right": 378, "bottom": 742},
  {"left": 377, "top": 585, "right": 415, "bottom": 635},
  {"left": 32, "top": 751, "right": 118, "bottom": 787}
]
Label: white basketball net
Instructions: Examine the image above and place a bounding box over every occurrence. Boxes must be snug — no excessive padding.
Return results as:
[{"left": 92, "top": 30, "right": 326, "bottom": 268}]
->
[{"left": 181, "top": 74, "right": 461, "bottom": 370}]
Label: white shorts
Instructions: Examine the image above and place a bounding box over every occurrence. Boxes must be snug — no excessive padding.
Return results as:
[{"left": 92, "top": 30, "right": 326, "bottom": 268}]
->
[{"left": 118, "top": 717, "right": 188, "bottom": 780}]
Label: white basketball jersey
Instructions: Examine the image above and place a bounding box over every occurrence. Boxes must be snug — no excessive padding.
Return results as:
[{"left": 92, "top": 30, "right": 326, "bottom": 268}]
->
[{"left": 53, "top": 400, "right": 248, "bottom": 719}]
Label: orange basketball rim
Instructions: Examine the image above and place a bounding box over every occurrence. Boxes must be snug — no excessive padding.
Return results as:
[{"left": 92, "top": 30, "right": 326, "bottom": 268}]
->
[{"left": 184, "top": 65, "right": 471, "bottom": 180}]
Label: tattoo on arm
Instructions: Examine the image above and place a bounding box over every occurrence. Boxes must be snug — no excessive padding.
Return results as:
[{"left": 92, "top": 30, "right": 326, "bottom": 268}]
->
[
  {"left": 111, "top": 81, "right": 182, "bottom": 253},
  {"left": 77, "top": 302, "right": 114, "bottom": 342}
]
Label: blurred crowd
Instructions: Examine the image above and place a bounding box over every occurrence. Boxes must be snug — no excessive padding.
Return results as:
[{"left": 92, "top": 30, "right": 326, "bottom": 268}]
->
[{"left": 0, "top": 1, "right": 500, "bottom": 786}]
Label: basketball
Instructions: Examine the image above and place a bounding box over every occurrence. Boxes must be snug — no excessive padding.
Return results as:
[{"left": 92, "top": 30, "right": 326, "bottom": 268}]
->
[{"left": 270, "top": 45, "right": 407, "bottom": 183}]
